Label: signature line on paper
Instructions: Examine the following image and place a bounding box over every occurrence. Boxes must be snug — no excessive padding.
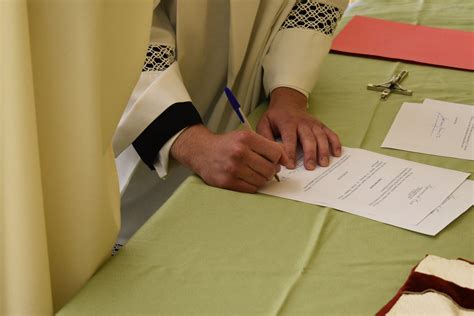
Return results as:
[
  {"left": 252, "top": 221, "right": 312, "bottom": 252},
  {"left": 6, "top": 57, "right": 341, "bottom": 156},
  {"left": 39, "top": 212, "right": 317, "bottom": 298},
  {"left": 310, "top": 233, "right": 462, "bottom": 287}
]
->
[{"left": 430, "top": 112, "right": 448, "bottom": 138}]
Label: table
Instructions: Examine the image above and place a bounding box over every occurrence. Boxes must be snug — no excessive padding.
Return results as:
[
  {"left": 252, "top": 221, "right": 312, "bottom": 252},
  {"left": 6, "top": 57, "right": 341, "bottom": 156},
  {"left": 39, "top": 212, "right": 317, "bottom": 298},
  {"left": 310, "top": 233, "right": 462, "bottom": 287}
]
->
[{"left": 59, "top": 1, "right": 474, "bottom": 314}]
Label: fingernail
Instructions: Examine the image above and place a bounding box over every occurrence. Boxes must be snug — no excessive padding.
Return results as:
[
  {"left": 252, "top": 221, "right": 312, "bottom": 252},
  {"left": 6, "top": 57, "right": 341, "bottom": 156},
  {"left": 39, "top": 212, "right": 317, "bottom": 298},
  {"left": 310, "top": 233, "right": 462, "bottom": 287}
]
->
[
  {"left": 306, "top": 159, "right": 316, "bottom": 170},
  {"left": 321, "top": 157, "right": 329, "bottom": 166},
  {"left": 335, "top": 148, "right": 342, "bottom": 156},
  {"left": 288, "top": 159, "right": 295, "bottom": 169}
]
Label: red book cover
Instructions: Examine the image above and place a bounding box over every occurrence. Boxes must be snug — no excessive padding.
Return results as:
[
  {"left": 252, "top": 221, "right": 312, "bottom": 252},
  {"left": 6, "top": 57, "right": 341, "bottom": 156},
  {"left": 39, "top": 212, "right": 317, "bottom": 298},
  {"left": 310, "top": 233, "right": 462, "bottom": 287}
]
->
[{"left": 331, "top": 16, "right": 474, "bottom": 71}]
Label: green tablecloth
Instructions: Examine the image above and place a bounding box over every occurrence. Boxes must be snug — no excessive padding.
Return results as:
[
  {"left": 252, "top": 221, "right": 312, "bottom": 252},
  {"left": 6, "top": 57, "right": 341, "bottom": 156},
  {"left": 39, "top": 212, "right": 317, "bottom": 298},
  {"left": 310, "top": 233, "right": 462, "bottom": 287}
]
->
[{"left": 59, "top": 1, "right": 473, "bottom": 314}]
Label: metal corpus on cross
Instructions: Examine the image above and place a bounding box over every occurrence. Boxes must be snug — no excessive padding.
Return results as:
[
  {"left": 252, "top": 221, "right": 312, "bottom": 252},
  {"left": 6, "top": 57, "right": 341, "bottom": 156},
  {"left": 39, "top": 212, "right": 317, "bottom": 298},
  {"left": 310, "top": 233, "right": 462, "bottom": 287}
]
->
[{"left": 367, "top": 70, "right": 413, "bottom": 101}]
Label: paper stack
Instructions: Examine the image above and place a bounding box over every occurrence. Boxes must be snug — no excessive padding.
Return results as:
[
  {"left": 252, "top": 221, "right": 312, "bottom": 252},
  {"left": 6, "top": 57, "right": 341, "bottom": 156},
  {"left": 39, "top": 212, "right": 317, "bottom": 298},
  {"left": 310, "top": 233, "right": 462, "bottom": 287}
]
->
[
  {"left": 259, "top": 147, "right": 472, "bottom": 236},
  {"left": 382, "top": 99, "right": 474, "bottom": 160}
]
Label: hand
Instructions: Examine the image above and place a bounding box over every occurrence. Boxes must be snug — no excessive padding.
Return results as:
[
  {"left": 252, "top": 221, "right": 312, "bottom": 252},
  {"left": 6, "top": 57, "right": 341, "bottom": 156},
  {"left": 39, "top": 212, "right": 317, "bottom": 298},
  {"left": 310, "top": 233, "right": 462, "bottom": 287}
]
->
[
  {"left": 256, "top": 87, "right": 342, "bottom": 170},
  {"left": 170, "top": 124, "right": 286, "bottom": 193}
]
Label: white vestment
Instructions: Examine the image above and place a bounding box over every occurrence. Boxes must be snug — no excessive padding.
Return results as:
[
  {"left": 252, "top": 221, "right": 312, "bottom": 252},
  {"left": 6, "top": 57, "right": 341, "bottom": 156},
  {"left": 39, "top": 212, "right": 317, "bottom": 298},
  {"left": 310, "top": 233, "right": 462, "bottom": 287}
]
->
[{"left": 113, "top": 0, "right": 348, "bottom": 241}]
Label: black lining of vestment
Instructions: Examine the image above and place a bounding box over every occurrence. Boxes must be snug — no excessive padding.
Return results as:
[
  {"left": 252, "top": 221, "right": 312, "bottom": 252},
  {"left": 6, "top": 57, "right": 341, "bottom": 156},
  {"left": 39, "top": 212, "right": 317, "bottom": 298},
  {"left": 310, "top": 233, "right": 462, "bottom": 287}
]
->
[{"left": 132, "top": 102, "right": 202, "bottom": 170}]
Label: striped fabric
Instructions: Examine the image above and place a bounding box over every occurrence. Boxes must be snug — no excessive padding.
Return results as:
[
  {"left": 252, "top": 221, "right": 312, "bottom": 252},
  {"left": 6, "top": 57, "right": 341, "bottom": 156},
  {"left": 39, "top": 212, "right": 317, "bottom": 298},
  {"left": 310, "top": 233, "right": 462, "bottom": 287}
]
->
[{"left": 377, "top": 255, "right": 474, "bottom": 315}]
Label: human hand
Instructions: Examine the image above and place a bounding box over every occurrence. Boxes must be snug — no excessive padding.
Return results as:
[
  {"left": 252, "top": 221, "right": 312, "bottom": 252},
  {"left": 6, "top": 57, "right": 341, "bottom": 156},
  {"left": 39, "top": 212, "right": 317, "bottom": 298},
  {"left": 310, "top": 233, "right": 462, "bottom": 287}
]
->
[
  {"left": 256, "top": 87, "right": 342, "bottom": 170},
  {"left": 170, "top": 124, "right": 287, "bottom": 193}
]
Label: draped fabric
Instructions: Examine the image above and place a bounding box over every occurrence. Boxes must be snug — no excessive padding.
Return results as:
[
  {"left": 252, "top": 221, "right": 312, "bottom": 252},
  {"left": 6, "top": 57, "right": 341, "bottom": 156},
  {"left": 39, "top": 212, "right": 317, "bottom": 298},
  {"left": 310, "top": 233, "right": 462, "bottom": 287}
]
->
[{"left": 0, "top": 0, "right": 153, "bottom": 313}]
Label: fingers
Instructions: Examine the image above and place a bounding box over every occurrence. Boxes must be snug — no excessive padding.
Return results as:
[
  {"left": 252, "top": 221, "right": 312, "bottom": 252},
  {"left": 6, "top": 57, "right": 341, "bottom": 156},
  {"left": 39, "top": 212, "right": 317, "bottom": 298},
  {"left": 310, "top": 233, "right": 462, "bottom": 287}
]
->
[
  {"left": 214, "top": 176, "right": 258, "bottom": 193},
  {"left": 243, "top": 133, "right": 284, "bottom": 182},
  {"left": 245, "top": 150, "right": 280, "bottom": 181},
  {"left": 297, "top": 124, "right": 317, "bottom": 170},
  {"left": 216, "top": 131, "right": 282, "bottom": 191},
  {"left": 257, "top": 119, "right": 335, "bottom": 170},
  {"left": 206, "top": 162, "right": 264, "bottom": 193},
  {"left": 212, "top": 161, "right": 274, "bottom": 193},
  {"left": 298, "top": 122, "right": 340, "bottom": 169},
  {"left": 279, "top": 123, "right": 297, "bottom": 169},
  {"left": 231, "top": 180, "right": 258, "bottom": 193},
  {"left": 277, "top": 143, "right": 290, "bottom": 168},
  {"left": 238, "top": 166, "right": 270, "bottom": 187},
  {"left": 194, "top": 122, "right": 341, "bottom": 194},
  {"left": 323, "top": 126, "right": 342, "bottom": 157},
  {"left": 256, "top": 116, "right": 275, "bottom": 141},
  {"left": 243, "top": 132, "right": 284, "bottom": 165},
  {"left": 313, "top": 125, "right": 330, "bottom": 167}
]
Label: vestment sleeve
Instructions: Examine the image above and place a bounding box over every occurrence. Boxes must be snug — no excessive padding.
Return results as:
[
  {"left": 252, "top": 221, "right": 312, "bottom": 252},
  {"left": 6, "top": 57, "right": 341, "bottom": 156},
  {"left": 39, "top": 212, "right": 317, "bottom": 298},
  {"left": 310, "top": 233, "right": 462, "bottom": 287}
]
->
[
  {"left": 113, "top": 2, "right": 202, "bottom": 177},
  {"left": 262, "top": 0, "right": 349, "bottom": 97}
]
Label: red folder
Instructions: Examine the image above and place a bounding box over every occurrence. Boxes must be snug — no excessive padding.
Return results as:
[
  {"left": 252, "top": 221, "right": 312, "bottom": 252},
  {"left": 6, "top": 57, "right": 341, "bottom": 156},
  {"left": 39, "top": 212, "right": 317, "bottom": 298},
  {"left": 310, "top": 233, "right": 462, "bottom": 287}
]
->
[{"left": 331, "top": 16, "right": 474, "bottom": 71}]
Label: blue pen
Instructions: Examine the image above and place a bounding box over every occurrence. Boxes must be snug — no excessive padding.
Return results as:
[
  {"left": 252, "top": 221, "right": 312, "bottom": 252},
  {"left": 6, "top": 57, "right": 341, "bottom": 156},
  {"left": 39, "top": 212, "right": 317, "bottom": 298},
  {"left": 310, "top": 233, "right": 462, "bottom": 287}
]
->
[
  {"left": 224, "top": 87, "right": 280, "bottom": 182},
  {"left": 224, "top": 87, "right": 254, "bottom": 131}
]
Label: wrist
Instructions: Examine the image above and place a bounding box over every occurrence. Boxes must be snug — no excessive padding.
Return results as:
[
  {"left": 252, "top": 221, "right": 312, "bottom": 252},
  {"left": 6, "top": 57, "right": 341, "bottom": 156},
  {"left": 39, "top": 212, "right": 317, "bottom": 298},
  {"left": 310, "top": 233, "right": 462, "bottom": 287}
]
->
[
  {"left": 269, "top": 87, "right": 308, "bottom": 110},
  {"left": 170, "top": 124, "right": 213, "bottom": 173}
]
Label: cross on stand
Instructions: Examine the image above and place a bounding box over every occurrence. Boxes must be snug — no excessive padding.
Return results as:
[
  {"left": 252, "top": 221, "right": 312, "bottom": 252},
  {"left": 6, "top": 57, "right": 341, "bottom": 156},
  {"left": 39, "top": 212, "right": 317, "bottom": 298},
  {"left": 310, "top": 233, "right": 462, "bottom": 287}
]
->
[{"left": 367, "top": 70, "right": 413, "bottom": 101}]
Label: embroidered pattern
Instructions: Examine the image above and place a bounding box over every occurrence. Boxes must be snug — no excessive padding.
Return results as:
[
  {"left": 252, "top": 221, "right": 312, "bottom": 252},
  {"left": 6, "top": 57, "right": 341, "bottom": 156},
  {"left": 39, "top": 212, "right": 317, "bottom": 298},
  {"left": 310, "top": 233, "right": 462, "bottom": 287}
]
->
[
  {"left": 142, "top": 43, "right": 175, "bottom": 72},
  {"left": 281, "top": 0, "right": 343, "bottom": 36},
  {"left": 111, "top": 243, "right": 123, "bottom": 256}
]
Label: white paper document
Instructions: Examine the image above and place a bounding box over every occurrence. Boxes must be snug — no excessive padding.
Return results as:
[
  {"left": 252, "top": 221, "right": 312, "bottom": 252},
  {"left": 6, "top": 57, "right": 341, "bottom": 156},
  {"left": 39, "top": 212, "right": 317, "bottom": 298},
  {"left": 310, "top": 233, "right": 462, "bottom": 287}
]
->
[
  {"left": 407, "top": 180, "right": 473, "bottom": 235},
  {"left": 382, "top": 99, "right": 474, "bottom": 160},
  {"left": 259, "top": 147, "right": 470, "bottom": 234}
]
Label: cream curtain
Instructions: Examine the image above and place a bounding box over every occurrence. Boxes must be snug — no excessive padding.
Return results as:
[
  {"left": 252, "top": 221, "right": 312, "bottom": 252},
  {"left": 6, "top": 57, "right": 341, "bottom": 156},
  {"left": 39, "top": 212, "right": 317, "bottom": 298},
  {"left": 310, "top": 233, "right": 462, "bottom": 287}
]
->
[{"left": 0, "top": 0, "right": 152, "bottom": 314}]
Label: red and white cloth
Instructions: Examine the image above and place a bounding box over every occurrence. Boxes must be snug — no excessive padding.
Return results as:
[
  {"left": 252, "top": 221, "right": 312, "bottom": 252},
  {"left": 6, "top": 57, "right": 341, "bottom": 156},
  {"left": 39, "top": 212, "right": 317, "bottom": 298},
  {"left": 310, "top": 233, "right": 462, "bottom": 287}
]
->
[{"left": 377, "top": 255, "right": 474, "bottom": 315}]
